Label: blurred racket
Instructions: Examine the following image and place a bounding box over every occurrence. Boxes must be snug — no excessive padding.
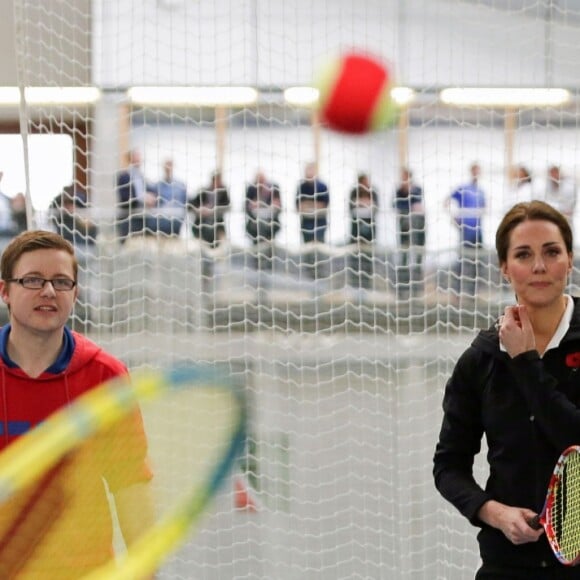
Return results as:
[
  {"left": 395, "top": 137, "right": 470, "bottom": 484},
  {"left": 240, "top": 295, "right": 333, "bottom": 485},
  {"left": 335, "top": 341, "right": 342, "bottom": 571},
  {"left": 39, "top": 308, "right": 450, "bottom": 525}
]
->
[
  {"left": 0, "top": 364, "right": 247, "bottom": 579},
  {"left": 529, "top": 444, "right": 580, "bottom": 566}
]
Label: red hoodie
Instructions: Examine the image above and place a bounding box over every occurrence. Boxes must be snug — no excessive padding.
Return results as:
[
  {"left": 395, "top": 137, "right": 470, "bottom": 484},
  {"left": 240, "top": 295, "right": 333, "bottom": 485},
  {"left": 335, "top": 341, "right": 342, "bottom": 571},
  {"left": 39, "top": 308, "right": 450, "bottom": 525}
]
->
[{"left": 0, "top": 330, "right": 152, "bottom": 578}]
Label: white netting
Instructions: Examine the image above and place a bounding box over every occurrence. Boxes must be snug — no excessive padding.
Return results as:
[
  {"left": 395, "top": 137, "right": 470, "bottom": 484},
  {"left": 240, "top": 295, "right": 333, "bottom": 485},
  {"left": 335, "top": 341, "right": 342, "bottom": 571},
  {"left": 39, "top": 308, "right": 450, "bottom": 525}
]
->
[{"left": 8, "top": 0, "right": 580, "bottom": 578}]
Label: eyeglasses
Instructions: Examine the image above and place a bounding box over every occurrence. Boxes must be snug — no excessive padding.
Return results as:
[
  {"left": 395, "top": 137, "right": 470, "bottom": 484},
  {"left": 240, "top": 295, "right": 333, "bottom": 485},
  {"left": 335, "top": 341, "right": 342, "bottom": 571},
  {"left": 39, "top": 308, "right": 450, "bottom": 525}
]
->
[{"left": 6, "top": 277, "right": 77, "bottom": 291}]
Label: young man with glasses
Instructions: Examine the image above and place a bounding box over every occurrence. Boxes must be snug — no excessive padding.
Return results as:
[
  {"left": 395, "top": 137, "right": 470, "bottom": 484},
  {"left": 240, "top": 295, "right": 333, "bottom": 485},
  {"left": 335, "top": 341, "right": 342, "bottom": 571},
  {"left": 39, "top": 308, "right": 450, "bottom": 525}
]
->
[{"left": 0, "top": 230, "right": 154, "bottom": 577}]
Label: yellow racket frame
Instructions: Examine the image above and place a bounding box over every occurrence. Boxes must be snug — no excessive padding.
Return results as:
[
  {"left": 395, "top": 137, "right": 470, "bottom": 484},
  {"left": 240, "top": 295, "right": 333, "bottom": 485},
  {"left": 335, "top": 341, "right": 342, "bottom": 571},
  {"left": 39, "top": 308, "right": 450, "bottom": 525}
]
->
[{"left": 0, "top": 365, "right": 247, "bottom": 580}]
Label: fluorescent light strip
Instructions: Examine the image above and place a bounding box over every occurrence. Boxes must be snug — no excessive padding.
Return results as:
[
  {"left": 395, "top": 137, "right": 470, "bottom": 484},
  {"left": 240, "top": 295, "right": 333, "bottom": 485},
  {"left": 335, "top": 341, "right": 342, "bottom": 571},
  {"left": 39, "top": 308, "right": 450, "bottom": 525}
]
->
[
  {"left": 284, "top": 86, "right": 416, "bottom": 107},
  {"left": 0, "top": 87, "right": 100, "bottom": 105},
  {"left": 391, "top": 87, "right": 415, "bottom": 106},
  {"left": 440, "top": 87, "right": 571, "bottom": 107},
  {"left": 0, "top": 85, "right": 569, "bottom": 108},
  {"left": 284, "top": 87, "right": 319, "bottom": 106},
  {"left": 0, "top": 87, "right": 19, "bottom": 105},
  {"left": 128, "top": 86, "right": 258, "bottom": 106},
  {"left": 27, "top": 87, "right": 101, "bottom": 104}
]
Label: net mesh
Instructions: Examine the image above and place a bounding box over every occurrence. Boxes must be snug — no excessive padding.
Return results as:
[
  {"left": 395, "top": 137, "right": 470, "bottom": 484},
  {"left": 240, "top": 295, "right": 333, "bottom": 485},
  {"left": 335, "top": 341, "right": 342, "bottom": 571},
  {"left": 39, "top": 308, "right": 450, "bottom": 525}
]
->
[{"left": 7, "top": 0, "right": 580, "bottom": 578}]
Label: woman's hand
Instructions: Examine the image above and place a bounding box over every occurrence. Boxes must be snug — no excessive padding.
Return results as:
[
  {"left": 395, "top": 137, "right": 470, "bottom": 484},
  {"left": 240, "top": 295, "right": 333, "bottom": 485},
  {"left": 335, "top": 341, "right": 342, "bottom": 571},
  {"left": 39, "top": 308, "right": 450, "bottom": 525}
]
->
[
  {"left": 477, "top": 500, "right": 544, "bottom": 545},
  {"left": 498, "top": 305, "right": 536, "bottom": 358}
]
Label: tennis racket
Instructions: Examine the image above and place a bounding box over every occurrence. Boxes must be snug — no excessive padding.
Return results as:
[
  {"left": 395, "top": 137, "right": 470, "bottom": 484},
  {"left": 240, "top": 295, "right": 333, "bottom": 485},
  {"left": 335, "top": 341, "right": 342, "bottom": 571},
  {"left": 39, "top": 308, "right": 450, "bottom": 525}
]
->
[
  {"left": 0, "top": 364, "right": 247, "bottom": 579},
  {"left": 529, "top": 445, "right": 580, "bottom": 566}
]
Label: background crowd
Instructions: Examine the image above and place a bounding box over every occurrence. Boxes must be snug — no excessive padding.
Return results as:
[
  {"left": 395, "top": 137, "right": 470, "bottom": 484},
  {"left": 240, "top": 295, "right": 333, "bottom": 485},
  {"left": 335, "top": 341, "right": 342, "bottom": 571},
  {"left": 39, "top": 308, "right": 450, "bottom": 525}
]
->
[{"left": 0, "top": 154, "right": 576, "bottom": 298}]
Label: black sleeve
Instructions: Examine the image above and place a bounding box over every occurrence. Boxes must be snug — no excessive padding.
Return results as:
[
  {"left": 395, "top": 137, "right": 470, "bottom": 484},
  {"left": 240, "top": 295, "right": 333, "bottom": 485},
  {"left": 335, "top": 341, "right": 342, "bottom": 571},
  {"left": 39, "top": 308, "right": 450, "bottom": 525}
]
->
[{"left": 433, "top": 348, "right": 492, "bottom": 525}]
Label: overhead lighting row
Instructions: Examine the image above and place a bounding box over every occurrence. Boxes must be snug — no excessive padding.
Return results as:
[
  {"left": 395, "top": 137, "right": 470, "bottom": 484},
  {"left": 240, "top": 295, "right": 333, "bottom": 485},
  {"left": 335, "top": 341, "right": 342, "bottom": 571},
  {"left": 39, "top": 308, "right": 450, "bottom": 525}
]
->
[
  {"left": 0, "top": 87, "right": 101, "bottom": 105},
  {"left": 0, "top": 86, "right": 572, "bottom": 108}
]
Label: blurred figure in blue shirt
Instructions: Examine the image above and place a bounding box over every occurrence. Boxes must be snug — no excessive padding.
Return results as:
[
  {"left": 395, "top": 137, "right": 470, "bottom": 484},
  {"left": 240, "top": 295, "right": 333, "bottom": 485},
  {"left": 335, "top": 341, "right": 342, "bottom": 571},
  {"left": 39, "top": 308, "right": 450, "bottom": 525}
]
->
[
  {"left": 153, "top": 159, "right": 187, "bottom": 237},
  {"left": 448, "top": 162, "right": 486, "bottom": 248},
  {"left": 446, "top": 163, "right": 487, "bottom": 298}
]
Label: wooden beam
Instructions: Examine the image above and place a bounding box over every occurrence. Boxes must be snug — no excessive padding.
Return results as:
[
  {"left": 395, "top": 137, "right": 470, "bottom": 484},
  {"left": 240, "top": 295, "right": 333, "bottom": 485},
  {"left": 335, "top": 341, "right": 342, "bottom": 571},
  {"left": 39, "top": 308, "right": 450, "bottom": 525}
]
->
[
  {"left": 398, "top": 105, "right": 409, "bottom": 170},
  {"left": 311, "top": 107, "right": 321, "bottom": 168},
  {"left": 504, "top": 107, "right": 516, "bottom": 185},
  {"left": 215, "top": 106, "right": 227, "bottom": 173}
]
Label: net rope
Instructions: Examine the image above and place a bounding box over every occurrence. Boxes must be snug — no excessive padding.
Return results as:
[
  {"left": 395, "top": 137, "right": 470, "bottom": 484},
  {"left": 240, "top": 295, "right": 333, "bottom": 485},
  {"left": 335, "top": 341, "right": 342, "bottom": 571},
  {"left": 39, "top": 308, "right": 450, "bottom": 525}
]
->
[{"left": 8, "top": 1, "right": 580, "bottom": 578}]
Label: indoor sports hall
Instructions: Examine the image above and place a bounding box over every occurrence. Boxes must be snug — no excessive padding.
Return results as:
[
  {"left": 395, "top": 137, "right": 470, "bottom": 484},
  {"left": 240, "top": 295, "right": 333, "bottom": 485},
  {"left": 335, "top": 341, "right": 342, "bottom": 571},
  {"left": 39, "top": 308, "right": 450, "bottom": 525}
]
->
[{"left": 2, "top": 1, "right": 580, "bottom": 578}]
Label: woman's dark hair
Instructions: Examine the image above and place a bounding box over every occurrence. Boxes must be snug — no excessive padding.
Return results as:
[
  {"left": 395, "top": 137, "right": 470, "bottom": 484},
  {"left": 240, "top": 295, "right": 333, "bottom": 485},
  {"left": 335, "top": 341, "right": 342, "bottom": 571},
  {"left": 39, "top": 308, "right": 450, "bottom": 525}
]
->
[{"left": 496, "top": 200, "right": 573, "bottom": 265}]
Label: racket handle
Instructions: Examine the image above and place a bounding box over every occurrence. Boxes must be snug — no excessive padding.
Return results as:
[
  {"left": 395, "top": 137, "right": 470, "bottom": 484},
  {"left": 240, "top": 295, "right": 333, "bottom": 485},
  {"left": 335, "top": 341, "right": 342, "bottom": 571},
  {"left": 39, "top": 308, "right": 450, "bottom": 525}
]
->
[{"left": 528, "top": 515, "right": 542, "bottom": 530}]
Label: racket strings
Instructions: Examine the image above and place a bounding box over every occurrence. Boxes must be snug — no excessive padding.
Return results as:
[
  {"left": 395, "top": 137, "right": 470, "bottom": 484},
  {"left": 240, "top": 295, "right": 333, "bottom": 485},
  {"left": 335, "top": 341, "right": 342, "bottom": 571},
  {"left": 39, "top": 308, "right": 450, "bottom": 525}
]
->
[
  {"left": 0, "top": 368, "right": 247, "bottom": 580},
  {"left": 554, "top": 451, "right": 580, "bottom": 562}
]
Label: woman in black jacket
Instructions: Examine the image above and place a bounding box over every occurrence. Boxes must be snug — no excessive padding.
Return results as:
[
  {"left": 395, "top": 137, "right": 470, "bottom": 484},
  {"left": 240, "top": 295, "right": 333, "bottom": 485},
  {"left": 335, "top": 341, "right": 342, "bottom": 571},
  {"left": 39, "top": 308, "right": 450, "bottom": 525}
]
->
[{"left": 434, "top": 200, "right": 580, "bottom": 579}]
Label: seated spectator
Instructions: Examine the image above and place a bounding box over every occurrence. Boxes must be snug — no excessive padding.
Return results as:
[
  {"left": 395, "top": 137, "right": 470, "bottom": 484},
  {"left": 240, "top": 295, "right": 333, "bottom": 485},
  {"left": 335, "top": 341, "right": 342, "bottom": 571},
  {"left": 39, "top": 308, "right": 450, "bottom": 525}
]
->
[
  {"left": 188, "top": 170, "right": 230, "bottom": 248},
  {"left": 152, "top": 159, "right": 187, "bottom": 237},
  {"left": 245, "top": 170, "right": 282, "bottom": 244}
]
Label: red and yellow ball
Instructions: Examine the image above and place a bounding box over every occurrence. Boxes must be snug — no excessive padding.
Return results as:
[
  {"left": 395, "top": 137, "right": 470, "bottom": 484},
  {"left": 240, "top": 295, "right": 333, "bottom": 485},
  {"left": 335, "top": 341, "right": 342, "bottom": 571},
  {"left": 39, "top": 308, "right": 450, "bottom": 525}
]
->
[{"left": 316, "top": 51, "right": 398, "bottom": 134}]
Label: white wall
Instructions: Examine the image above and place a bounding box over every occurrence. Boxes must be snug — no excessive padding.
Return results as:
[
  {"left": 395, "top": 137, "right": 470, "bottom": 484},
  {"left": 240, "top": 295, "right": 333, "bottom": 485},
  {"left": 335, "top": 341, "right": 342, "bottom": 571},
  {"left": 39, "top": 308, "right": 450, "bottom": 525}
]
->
[{"left": 93, "top": 0, "right": 580, "bottom": 88}]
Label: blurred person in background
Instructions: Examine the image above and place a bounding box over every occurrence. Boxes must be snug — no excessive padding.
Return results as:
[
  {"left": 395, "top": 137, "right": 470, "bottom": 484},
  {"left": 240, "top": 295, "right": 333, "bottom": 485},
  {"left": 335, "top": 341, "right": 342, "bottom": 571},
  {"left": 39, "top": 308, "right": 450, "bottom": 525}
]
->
[
  {"left": 115, "top": 149, "right": 157, "bottom": 242},
  {"left": 0, "top": 173, "right": 28, "bottom": 253},
  {"left": 152, "top": 158, "right": 187, "bottom": 237},
  {"left": 393, "top": 167, "right": 426, "bottom": 298},
  {"left": 349, "top": 172, "right": 379, "bottom": 289},
  {"left": 296, "top": 162, "right": 330, "bottom": 280},
  {"left": 446, "top": 162, "right": 487, "bottom": 299},
  {"left": 296, "top": 161, "right": 330, "bottom": 245},
  {"left": 10, "top": 193, "right": 27, "bottom": 235},
  {"left": 50, "top": 184, "right": 99, "bottom": 320},
  {"left": 188, "top": 170, "right": 230, "bottom": 249},
  {"left": 50, "top": 184, "right": 98, "bottom": 248},
  {"left": 245, "top": 169, "right": 282, "bottom": 270},
  {"left": 504, "top": 165, "right": 534, "bottom": 213},
  {"left": 544, "top": 165, "right": 576, "bottom": 224}
]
